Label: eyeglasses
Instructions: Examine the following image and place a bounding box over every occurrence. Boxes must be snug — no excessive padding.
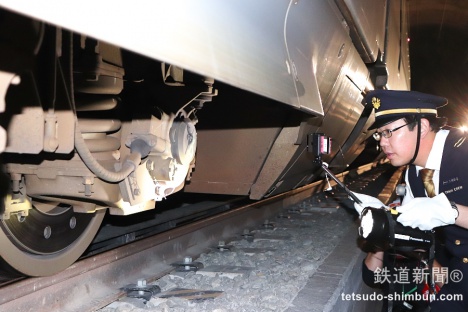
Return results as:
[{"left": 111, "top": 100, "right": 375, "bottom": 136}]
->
[{"left": 373, "top": 122, "right": 412, "bottom": 141}]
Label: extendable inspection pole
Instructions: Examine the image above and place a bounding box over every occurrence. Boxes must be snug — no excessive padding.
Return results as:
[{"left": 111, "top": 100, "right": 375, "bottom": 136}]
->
[
  {"left": 320, "top": 162, "right": 362, "bottom": 204},
  {"left": 307, "top": 132, "right": 361, "bottom": 204}
]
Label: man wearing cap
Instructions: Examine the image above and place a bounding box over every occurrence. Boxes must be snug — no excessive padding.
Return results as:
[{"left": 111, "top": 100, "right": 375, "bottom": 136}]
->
[{"left": 354, "top": 89, "right": 468, "bottom": 311}]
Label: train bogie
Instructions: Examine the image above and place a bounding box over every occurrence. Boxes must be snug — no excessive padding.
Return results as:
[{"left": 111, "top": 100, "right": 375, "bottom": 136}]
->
[{"left": 0, "top": 0, "right": 409, "bottom": 276}]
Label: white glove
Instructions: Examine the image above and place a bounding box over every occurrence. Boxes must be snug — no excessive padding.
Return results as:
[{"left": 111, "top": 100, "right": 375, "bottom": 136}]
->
[
  {"left": 396, "top": 193, "right": 457, "bottom": 230},
  {"left": 351, "top": 192, "right": 386, "bottom": 215}
]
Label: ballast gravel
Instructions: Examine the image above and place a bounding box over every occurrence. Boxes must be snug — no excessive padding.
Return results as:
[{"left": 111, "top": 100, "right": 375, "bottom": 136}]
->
[{"left": 99, "top": 197, "right": 357, "bottom": 312}]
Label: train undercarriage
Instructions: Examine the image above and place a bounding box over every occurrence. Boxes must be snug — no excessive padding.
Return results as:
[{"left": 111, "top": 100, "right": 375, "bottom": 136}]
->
[{"left": 0, "top": 0, "right": 410, "bottom": 276}]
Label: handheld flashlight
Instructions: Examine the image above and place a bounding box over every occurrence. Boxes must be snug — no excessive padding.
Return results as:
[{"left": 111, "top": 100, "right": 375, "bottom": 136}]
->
[{"left": 359, "top": 207, "right": 433, "bottom": 252}]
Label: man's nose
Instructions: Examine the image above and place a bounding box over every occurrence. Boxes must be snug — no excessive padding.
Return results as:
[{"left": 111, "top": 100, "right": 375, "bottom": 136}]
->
[{"left": 379, "top": 136, "right": 389, "bottom": 147}]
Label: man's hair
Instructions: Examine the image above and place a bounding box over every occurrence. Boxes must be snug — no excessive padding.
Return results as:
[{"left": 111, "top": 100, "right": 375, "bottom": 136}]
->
[{"left": 404, "top": 115, "right": 447, "bottom": 132}]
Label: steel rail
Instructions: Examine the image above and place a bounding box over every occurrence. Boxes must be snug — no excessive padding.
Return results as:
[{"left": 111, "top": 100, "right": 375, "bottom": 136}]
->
[{"left": 0, "top": 162, "right": 381, "bottom": 312}]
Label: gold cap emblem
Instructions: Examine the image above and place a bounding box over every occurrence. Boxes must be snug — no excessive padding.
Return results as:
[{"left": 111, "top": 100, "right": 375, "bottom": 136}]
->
[{"left": 372, "top": 97, "right": 381, "bottom": 110}]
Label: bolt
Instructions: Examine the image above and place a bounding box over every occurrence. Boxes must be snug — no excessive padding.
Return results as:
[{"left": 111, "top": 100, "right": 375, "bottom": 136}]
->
[
  {"left": 184, "top": 256, "right": 192, "bottom": 271},
  {"left": 69, "top": 216, "right": 77, "bottom": 229},
  {"left": 263, "top": 219, "right": 274, "bottom": 229},
  {"left": 44, "top": 226, "right": 52, "bottom": 239},
  {"left": 17, "top": 214, "right": 26, "bottom": 223},
  {"left": 146, "top": 160, "right": 154, "bottom": 171},
  {"left": 218, "top": 241, "right": 227, "bottom": 251}
]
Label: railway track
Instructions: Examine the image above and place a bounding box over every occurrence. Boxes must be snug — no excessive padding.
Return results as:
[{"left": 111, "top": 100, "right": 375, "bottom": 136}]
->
[{"left": 0, "top": 161, "right": 403, "bottom": 312}]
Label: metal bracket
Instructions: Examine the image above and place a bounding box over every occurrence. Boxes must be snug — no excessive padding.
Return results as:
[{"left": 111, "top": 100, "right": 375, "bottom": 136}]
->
[
  {"left": 214, "top": 241, "right": 234, "bottom": 252},
  {"left": 261, "top": 219, "right": 275, "bottom": 229},
  {"left": 171, "top": 256, "right": 204, "bottom": 272},
  {"left": 122, "top": 279, "right": 161, "bottom": 302},
  {"left": 1, "top": 194, "right": 32, "bottom": 220},
  {"left": 241, "top": 229, "right": 254, "bottom": 242}
]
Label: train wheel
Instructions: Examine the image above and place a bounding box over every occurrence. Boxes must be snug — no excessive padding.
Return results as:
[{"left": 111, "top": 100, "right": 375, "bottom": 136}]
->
[{"left": 0, "top": 201, "right": 105, "bottom": 276}]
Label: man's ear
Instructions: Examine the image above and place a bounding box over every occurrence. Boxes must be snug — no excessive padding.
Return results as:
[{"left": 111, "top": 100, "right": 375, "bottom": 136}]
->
[{"left": 419, "top": 118, "right": 431, "bottom": 138}]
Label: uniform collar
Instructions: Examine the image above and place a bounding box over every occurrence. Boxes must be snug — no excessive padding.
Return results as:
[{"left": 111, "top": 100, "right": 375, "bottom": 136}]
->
[{"left": 416, "top": 129, "right": 449, "bottom": 172}]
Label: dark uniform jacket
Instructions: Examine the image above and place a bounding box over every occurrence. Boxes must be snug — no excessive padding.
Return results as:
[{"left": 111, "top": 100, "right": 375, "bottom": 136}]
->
[{"left": 407, "top": 130, "right": 468, "bottom": 311}]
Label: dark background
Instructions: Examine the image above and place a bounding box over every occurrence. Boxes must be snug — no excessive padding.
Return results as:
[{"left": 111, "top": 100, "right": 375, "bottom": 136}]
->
[{"left": 408, "top": 0, "right": 468, "bottom": 127}]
